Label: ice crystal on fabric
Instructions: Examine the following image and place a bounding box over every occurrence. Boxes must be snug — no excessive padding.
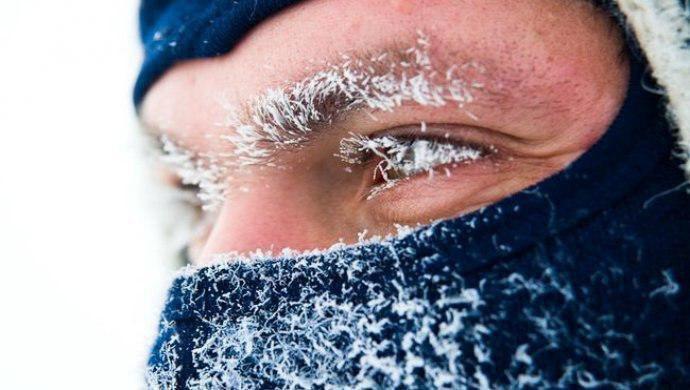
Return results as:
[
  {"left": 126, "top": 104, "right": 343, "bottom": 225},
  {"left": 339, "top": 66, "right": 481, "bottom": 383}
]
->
[{"left": 146, "top": 214, "right": 688, "bottom": 388}]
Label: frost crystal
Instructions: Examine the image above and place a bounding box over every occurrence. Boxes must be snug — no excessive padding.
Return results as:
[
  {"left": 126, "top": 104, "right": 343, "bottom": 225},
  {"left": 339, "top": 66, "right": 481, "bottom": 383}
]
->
[
  {"left": 158, "top": 135, "right": 227, "bottom": 211},
  {"left": 146, "top": 216, "right": 687, "bottom": 388},
  {"left": 161, "top": 32, "right": 485, "bottom": 211},
  {"left": 339, "top": 133, "right": 484, "bottom": 183},
  {"left": 218, "top": 31, "right": 482, "bottom": 167}
]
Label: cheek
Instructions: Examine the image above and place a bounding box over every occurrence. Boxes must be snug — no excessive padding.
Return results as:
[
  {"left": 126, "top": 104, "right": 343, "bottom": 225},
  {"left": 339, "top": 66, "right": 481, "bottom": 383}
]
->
[
  {"left": 389, "top": 0, "right": 416, "bottom": 14},
  {"left": 364, "top": 156, "right": 562, "bottom": 224}
]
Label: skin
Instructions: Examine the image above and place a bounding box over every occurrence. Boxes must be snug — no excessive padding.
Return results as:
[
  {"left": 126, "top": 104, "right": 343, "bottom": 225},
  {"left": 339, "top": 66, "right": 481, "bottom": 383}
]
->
[{"left": 141, "top": 0, "right": 629, "bottom": 263}]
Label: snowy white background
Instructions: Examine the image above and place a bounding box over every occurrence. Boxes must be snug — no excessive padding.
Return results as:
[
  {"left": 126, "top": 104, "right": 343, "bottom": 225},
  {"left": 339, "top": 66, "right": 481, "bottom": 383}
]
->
[{"left": 0, "top": 1, "right": 172, "bottom": 388}]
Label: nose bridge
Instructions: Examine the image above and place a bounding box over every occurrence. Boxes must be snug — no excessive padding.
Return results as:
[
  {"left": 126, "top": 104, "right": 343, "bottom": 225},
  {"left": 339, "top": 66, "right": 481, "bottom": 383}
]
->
[{"left": 199, "top": 181, "right": 330, "bottom": 259}]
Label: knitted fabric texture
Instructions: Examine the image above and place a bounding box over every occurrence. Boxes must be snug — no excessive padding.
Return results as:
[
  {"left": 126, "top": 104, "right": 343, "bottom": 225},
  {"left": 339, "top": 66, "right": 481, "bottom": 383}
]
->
[{"left": 134, "top": 0, "right": 300, "bottom": 107}]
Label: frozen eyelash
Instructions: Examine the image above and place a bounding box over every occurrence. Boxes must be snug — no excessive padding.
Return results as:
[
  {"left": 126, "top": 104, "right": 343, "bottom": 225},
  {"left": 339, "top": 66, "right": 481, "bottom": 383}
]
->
[
  {"left": 158, "top": 135, "right": 227, "bottom": 211},
  {"left": 338, "top": 131, "right": 489, "bottom": 198}
]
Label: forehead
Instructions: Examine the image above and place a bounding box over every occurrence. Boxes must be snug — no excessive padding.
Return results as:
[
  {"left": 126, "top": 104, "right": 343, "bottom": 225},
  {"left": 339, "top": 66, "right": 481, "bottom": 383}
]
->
[{"left": 141, "top": 0, "right": 619, "bottom": 144}]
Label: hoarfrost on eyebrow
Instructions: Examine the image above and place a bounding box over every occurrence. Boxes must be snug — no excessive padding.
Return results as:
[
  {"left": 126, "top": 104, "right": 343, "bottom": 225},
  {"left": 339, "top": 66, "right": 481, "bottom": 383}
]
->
[
  {"left": 161, "top": 32, "right": 486, "bottom": 211},
  {"left": 217, "top": 31, "right": 484, "bottom": 167}
]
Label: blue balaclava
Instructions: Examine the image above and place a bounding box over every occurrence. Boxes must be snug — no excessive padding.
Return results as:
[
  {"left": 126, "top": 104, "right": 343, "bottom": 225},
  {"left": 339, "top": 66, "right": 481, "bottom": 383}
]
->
[{"left": 138, "top": 1, "right": 690, "bottom": 388}]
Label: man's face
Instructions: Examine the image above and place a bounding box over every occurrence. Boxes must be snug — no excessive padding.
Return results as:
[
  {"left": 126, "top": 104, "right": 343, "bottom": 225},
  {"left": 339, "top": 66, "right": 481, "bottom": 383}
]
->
[{"left": 141, "top": 0, "right": 628, "bottom": 263}]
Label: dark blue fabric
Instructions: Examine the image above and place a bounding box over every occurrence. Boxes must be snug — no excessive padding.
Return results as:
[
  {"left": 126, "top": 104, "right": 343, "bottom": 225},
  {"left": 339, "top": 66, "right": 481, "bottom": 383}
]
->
[
  {"left": 146, "top": 61, "right": 690, "bottom": 387},
  {"left": 134, "top": 0, "right": 301, "bottom": 107}
]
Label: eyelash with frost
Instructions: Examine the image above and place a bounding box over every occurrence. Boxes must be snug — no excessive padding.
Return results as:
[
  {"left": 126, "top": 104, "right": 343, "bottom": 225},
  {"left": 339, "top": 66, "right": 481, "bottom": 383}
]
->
[
  {"left": 158, "top": 135, "right": 226, "bottom": 211},
  {"left": 338, "top": 131, "right": 486, "bottom": 198}
]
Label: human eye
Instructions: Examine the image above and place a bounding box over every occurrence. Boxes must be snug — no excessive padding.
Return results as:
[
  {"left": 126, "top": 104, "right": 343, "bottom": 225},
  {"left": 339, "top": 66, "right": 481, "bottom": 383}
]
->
[
  {"left": 152, "top": 135, "right": 223, "bottom": 263},
  {"left": 338, "top": 123, "right": 499, "bottom": 200}
]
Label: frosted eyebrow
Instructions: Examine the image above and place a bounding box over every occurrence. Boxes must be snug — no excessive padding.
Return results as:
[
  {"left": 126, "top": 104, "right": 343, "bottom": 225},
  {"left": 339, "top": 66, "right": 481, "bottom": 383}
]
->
[
  {"left": 145, "top": 34, "right": 492, "bottom": 212},
  {"left": 218, "top": 34, "right": 483, "bottom": 167}
]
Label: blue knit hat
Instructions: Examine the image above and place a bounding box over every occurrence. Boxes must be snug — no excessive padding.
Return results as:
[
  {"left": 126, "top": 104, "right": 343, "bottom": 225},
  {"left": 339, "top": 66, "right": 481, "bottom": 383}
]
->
[
  {"left": 134, "top": 0, "right": 301, "bottom": 107},
  {"left": 133, "top": 1, "right": 627, "bottom": 108}
]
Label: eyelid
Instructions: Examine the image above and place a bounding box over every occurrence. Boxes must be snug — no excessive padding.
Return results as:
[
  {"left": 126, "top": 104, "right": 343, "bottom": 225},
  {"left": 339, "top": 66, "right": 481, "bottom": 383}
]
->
[
  {"left": 357, "top": 136, "right": 491, "bottom": 171},
  {"left": 373, "top": 123, "right": 509, "bottom": 149},
  {"left": 344, "top": 123, "right": 504, "bottom": 166},
  {"left": 340, "top": 123, "right": 507, "bottom": 199}
]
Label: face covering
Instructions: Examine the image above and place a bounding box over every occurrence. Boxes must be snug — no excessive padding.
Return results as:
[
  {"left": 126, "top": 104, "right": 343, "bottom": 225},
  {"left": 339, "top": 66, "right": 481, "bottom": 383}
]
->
[{"left": 145, "top": 61, "right": 690, "bottom": 388}]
